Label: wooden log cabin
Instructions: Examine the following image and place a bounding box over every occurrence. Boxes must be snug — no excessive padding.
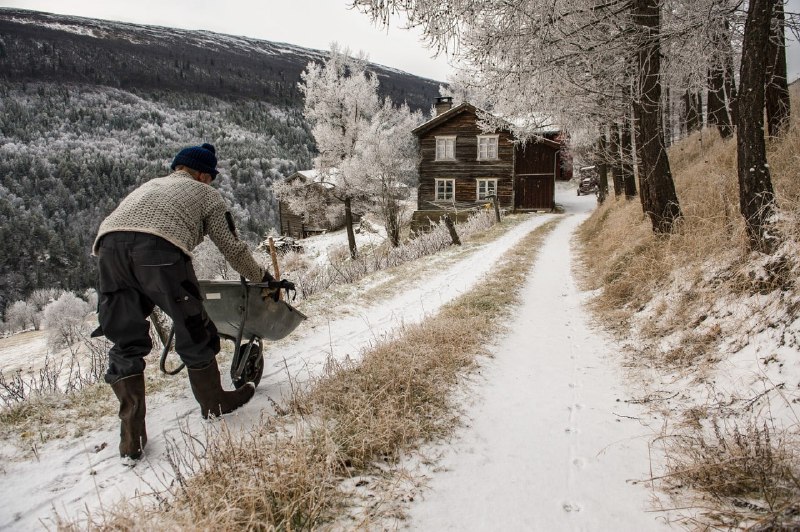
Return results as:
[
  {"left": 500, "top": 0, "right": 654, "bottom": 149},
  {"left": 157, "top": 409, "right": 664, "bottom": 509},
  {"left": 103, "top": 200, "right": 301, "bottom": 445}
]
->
[{"left": 412, "top": 98, "right": 569, "bottom": 228}]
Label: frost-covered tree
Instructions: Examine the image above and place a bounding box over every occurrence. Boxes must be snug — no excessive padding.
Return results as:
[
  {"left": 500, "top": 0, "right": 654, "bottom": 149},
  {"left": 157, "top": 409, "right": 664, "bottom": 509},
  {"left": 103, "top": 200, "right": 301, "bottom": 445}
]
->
[
  {"left": 42, "top": 291, "right": 92, "bottom": 348},
  {"left": 4, "top": 300, "right": 37, "bottom": 332},
  {"left": 296, "top": 44, "right": 381, "bottom": 258},
  {"left": 26, "top": 288, "right": 64, "bottom": 330},
  {"left": 342, "top": 100, "right": 422, "bottom": 246}
]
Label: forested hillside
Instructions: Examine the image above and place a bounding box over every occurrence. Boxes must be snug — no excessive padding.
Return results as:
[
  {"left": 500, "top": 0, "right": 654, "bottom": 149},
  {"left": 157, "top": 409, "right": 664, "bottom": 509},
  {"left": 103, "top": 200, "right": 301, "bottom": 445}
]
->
[{"left": 0, "top": 8, "right": 440, "bottom": 313}]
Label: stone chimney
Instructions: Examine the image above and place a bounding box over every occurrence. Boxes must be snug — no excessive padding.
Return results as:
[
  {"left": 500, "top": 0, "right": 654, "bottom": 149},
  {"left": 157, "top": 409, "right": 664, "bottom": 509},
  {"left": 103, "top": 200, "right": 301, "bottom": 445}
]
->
[{"left": 435, "top": 96, "right": 454, "bottom": 116}]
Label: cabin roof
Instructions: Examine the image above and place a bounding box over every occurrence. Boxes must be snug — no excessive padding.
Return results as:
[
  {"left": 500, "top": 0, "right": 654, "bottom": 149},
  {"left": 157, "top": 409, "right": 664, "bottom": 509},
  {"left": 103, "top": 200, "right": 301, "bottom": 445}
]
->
[
  {"left": 413, "top": 101, "right": 560, "bottom": 148},
  {"left": 286, "top": 168, "right": 339, "bottom": 188}
]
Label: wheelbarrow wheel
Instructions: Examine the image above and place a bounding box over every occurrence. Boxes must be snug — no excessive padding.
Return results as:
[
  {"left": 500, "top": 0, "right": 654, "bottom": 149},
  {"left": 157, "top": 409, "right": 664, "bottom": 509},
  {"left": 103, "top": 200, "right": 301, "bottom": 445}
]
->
[{"left": 231, "top": 343, "right": 264, "bottom": 389}]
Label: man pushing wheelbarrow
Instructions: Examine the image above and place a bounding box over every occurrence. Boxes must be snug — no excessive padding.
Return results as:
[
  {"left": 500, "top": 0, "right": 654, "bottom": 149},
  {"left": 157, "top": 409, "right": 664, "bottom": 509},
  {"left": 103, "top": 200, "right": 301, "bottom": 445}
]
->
[{"left": 92, "top": 142, "right": 298, "bottom": 460}]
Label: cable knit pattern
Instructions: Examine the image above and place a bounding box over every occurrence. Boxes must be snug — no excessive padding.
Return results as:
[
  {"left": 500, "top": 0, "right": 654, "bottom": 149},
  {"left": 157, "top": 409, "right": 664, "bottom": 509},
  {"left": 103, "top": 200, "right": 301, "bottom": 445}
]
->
[{"left": 93, "top": 171, "right": 265, "bottom": 281}]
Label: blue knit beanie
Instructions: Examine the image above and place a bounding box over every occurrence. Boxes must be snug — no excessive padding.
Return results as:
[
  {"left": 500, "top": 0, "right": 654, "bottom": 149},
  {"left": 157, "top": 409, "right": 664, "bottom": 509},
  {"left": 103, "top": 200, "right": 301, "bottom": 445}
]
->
[{"left": 171, "top": 143, "right": 219, "bottom": 177}]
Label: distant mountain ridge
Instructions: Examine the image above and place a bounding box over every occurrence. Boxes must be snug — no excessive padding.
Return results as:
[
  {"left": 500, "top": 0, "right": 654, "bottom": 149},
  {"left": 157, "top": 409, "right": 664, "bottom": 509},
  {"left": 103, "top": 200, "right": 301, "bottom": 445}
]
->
[{"left": 0, "top": 8, "right": 441, "bottom": 110}]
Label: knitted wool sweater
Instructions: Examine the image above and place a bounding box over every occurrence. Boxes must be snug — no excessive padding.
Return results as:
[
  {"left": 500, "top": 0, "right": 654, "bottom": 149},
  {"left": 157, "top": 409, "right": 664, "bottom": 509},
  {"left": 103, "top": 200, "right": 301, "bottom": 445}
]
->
[{"left": 93, "top": 170, "right": 265, "bottom": 281}]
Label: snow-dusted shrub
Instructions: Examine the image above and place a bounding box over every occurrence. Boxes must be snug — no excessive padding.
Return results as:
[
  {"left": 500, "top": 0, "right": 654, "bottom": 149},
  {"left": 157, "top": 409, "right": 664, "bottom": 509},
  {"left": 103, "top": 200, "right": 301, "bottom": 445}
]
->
[
  {"left": 662, "top": 417, "right": 800, "bottom": 529},
  {"left": 27, "top": 288, "right": 64, "bottom": 311},
  {"left": 83, "top": 288, "right": 98, "bottom": 311},
  {"left": 0, "top": 353, "right": 65, "bottom": 406},
  {"left": 4, "top": 300, "right": 37, "bottom": 333},
  {"left": 42, "top": 292, "right": 92, "bottom": 348}
]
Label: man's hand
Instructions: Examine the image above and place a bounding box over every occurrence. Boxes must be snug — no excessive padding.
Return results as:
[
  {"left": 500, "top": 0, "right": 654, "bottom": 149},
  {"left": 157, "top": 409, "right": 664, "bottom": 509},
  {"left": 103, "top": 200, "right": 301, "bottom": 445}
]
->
[{"left": 261, "top": 279, "right": 296, "bottom": 302}]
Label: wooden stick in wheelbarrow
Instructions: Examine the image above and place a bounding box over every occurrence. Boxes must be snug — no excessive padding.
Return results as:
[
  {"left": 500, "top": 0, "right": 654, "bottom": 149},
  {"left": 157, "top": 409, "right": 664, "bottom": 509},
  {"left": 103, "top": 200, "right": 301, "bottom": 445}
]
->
[{"left": 268, "top": 236, "right": 283, "bottom": 301}]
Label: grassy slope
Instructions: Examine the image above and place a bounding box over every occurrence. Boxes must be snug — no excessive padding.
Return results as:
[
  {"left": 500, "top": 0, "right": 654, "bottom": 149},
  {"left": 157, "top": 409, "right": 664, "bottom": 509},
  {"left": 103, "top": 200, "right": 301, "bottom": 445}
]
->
[{"left": 576, "top": 85, "right": 800, "bottom": 529}]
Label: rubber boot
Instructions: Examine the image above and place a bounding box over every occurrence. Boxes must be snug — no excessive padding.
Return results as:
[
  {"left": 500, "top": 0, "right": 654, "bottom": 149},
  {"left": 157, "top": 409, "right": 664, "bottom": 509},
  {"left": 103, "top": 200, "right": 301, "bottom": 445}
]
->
[
  {"left": 187, "top": 358, "right": 255, "bottom": 419},
  {"left": 110, "top": 374, "right": 147, "bottom": 459}
]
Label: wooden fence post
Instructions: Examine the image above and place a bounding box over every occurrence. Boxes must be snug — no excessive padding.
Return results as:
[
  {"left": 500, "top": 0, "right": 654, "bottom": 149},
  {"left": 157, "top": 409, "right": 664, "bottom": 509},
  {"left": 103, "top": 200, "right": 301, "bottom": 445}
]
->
[
  {"left": 443, "top": 214, "right": 461, "bottom": 246},
  {"left": 489, "top": 195, "right": 501, "bottom": 223}
]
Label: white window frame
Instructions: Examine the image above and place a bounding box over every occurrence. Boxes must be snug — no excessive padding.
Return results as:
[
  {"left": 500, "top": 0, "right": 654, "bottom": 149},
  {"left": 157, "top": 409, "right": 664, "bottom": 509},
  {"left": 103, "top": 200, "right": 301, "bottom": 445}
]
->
[
  {"left": 435, "top": 178, "right": 455, "bottom": 201},
  {"left": 435, "top": 136, "right": 457, "bottom": 161},
  {"left": 476, "top": 178, "right": 498, "bottom": 201},
  {"left": 477, "top": 134, "right": 499, "bottom": 160}
]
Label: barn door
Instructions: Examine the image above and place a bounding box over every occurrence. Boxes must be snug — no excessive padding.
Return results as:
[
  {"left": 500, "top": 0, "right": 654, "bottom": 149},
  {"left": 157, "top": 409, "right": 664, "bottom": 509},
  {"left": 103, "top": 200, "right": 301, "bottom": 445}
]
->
[{"left": 515, "top": 175, "right": 554, "bottom": 210}]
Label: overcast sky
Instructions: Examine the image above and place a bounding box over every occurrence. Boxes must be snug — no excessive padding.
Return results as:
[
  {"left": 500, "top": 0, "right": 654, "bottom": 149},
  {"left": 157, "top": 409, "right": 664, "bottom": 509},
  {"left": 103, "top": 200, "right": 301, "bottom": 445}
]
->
[{"left": 1, "top": 0, "right": 798, "bottom": 82}]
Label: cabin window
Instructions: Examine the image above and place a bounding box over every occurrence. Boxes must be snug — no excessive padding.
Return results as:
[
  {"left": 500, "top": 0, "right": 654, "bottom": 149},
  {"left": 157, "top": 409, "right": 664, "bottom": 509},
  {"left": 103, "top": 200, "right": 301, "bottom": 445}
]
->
[
  {"left": 477, "top": 135, "right": 499, "bottom": 160},
  {"left": 435, "top": 179, "right": 455, "bottom": 201},
  {"left": 435, "top": 136, "right": 456, "bottom": 161},
  {"left": 477, "top": 179, "right": 498, "bottom": 200}
]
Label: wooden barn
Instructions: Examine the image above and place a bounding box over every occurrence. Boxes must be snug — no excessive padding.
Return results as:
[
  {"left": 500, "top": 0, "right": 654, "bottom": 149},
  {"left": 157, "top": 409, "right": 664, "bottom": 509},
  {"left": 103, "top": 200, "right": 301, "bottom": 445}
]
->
[
  {"left": 278, "top": 169, "right": 359, "bottom": 239},
  {"left": 411, "top": 97, "right": 570, "bottom": 227}
]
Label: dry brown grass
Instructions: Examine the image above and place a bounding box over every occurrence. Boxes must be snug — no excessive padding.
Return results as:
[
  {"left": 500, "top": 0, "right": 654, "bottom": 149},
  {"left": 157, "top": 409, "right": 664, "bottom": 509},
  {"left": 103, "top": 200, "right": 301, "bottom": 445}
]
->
[
  {"left": 660, "top": 419, "right": 800, "bottom": 531},
  {"left": 0, "top": 354, "right": 172, "bottom": 456},
  {"left": 66, "top": 218, "right": 559, "bottom": 530}
]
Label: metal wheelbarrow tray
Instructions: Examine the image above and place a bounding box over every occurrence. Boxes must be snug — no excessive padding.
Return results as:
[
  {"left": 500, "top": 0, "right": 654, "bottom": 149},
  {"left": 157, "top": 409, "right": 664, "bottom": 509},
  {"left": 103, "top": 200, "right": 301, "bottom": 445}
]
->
[{"left": 160, "top": 279, "right": 307, "bottom": 388}]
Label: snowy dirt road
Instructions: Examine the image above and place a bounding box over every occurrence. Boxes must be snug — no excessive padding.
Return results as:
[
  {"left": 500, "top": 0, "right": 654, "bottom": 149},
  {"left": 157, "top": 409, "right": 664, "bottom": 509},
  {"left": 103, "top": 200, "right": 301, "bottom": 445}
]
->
[{"left": 405, "top": 193, "right": 670, "bottom": 531}]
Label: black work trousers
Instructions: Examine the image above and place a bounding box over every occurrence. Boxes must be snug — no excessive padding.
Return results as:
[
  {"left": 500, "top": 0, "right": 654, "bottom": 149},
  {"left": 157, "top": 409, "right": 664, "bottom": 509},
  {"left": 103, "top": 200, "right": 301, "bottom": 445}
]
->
[{"left": 97, "top": 232, "right": 220, "bottom": 384}]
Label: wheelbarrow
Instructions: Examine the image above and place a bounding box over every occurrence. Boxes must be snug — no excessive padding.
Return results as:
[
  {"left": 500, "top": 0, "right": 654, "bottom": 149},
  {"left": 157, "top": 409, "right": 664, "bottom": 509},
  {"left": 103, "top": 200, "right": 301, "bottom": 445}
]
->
[{"left": 159, "top": 278, "right": 307, "bottom": 388}]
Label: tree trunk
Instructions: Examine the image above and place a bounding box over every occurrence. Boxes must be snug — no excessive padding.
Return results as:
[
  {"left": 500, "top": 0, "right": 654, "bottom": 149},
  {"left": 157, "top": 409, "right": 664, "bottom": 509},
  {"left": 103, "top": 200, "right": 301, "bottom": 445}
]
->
[
  {"left": 684, "top": 89, "right": 701, "bottom": 134},
  {"left": 723, "top": 19, "right": 739, "bottom": 127},
  {"left": 708, "top": 19, "right": 734, "bottom": 139},
  {"left": 765, "top": 0, "right": 791, "bottom": 137},
  {"left": 597, "top": 133, "right": 609, "bottom": 204},
  {"left": 708, "top": 67, "right": 733, "bottom": 138},
  {"left": 610, "top": 122, "right": 623, "bottom": 197},
  {"left": 632, "top": 0, "right": 681, "bottom": 233},
  {"left": 621, "top": 111, "right": 637, "bottom": 199},
  {"left": 384, "top": 191, "right": 401, "bottom": 247},
  {"left": 663, "top": 86, "right": 672, "bottom": 147},
  {"left": 344, "top": 196, "right": 357, "bottom": 259},
  {"left": 737, "top": 0, "right": 777, "bottom": 252},
  {"left": 149, "top": 310, "right": 170, "bottom": 347}
]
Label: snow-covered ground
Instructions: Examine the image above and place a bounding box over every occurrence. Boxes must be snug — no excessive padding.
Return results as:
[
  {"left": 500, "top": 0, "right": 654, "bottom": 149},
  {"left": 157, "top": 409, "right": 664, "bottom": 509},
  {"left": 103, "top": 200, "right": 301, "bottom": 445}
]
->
[{"left": 0, "top": 185, "right": 689, "bottom": 530}]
